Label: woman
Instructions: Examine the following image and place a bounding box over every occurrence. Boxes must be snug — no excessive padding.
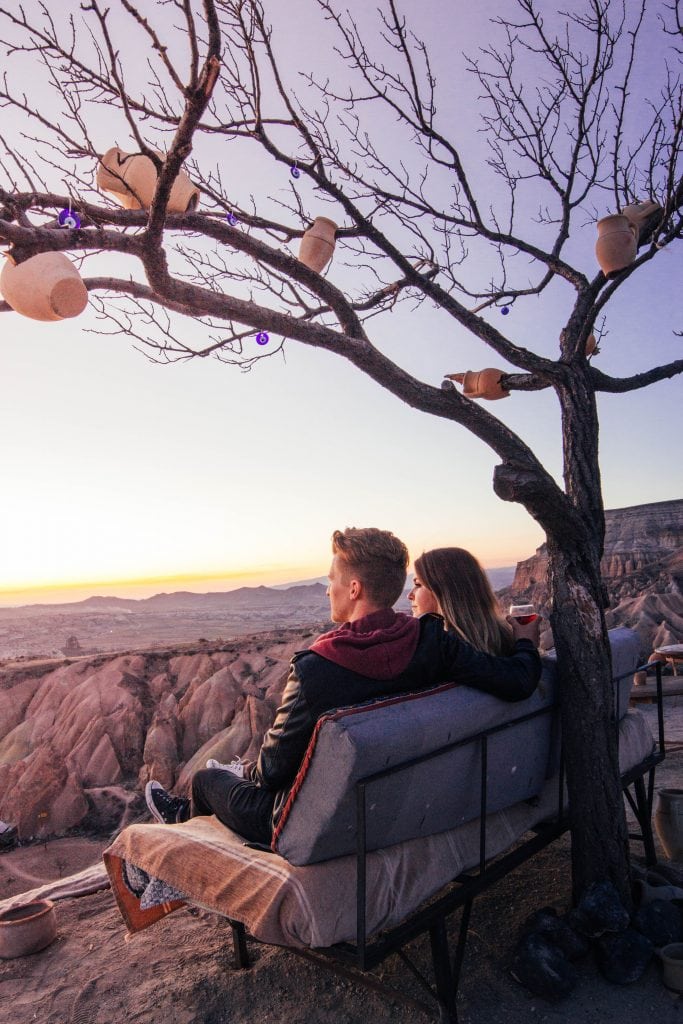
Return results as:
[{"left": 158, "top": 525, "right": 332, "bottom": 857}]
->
[{"left": 408, "top": 547, "right": 514, "bottom": 655}]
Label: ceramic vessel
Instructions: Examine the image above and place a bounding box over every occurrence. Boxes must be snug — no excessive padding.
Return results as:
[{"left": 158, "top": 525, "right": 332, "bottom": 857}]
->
[
  {"left": 96, "top": 147, "right": 199, "bottom": 213},
  {"left": 634, "top": 878, "right": 683, "bottom": 905},
  {"left": 595, "top": 214, "right": 637, "bottom": 276},
  {"left": 0, "top": 253, "right": 88, "bottom": 321},
  {"left": 298, "top": 217, "right": 338, "bottom": 273},
  {"left": 660, "top": 944, "right": 683, "bottom": 993},
  {"left": 449, "top": 368, "right": 509, "bottom": 401},
  {"left": 622, "top": 199, "right": 662, "bottom": 238},
  {"left": 655, "top": 789, "right": 683, "bottom": 861},
  {"left": 585, "top": 334, "right": 597, "bottom": 356},
  {"left": 0, "top": 899, "right": 57, "bottom": 959}
]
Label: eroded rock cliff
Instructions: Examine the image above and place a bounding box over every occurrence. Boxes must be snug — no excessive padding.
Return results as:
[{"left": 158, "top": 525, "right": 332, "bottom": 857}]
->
[
  {"left": 504, "top": 499, "right": 683, "bottom": 654},
  {"left": 0, "top": 631, "right": 301, "bottom": 841}
]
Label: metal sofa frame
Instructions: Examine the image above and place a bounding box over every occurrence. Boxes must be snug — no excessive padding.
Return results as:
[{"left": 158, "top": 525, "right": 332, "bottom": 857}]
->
[{"left": 227, "top": 661, "right": 665, "bottom": 1023}]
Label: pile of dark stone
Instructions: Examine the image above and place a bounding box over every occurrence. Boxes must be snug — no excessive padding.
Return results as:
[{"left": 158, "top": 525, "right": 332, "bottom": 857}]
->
[{"left": 510, "top": 863, "right": 683, "bottom": 1000}]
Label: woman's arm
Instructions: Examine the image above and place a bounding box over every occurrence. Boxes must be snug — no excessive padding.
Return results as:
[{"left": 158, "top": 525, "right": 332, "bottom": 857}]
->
[{"left": 438, "top": 627, "right": 542, "bottom": 701}]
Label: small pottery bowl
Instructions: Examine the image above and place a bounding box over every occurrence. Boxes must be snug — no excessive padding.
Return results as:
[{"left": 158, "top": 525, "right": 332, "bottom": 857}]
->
[
  {"left": 660, "top": 943, "right": 683, "bottom": 993},
  {"left": 0, "top": 899, "right": 57, "bottom": 958}
]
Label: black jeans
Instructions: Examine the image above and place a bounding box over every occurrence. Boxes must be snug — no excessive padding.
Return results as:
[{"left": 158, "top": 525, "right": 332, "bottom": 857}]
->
[{"left": 191, "top": 768, "right": 275, "bottom": 845}]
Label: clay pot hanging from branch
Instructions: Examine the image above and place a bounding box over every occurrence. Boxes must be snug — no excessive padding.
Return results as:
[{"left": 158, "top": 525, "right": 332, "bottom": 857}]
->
[
  {"left": 595, "top": 214, "right": 637, "bottom": 276},
  {"left": 622, "top": 199, "right": 662, "bottom": 239},
  {"left": 0, "top": 252, "right": 88, "bottom": 321},
  {"left": 445, "top": 368, "right": 510, "bottom": 401},
  {"left": 96, "top": 147, "right": 199, "bottom": 213},
  {"left": 298, "top": 217, "right": 338, "bottom": 273}
]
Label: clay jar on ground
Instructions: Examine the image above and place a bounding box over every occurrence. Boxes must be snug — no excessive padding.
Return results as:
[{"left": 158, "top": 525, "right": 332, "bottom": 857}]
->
[
  {"left": 661, "top": 944, "right": 683, "bottom": 994},
  {"left": 595, "top": 214, "right": 638, "bottom": 276},
  {"left": 0, "top": 253, "right": 88, "bottom": 321},
  {"left": 298, "top": 217, "right": 338, "bottom": 273},
  {"left": 97, "top": 147, "right": 199, "bottom": 213},
  {"left": 0, "top": 899, "right": 57, "bottom": 959},
  {"left": 655, "top": 788, "right": 683, "bottom": 861}
]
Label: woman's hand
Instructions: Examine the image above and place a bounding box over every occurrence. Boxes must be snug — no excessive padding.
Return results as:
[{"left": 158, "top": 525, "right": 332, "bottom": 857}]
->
[{"left": 507, "top": 614, "right": 541, "bottom": 648}]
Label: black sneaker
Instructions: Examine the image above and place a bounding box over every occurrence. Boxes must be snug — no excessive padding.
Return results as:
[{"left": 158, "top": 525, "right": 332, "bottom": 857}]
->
[
  {"left": 145, "top": 781, "right": 190, "bottom": 824},
  {"left": 0, "top": 821, "right": 17, "bottom": 849}
]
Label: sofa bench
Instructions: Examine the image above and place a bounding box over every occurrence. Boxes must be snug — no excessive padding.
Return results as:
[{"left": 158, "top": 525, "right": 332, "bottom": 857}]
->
[{"left": 104, "top": 628, "right": 665, "bottom": 1022}]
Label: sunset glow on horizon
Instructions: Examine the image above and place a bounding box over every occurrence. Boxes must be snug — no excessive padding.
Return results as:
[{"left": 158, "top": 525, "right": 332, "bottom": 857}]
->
[
  {"left": 0, "top": 534, "right": 536, "bottom": 608},
  {"left": 0, "top": 565, "right": 319, "bottom": 607}
]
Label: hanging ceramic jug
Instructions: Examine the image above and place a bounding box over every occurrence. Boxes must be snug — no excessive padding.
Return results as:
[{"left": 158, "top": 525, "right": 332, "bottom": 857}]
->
[
  {"left": 298, "top": 217, "right": 338, "bottom": 273},
  {"left": 446, "top": 369, "right": 509, "bottom": 401},
  {"left": 622, "top": 199, "right": 661, "bottom": 238},
  {"left": 0, "top": 252, "right": 88, "bottom": 321},
  {"left": 595, "top": 214, "right": 638, "bottom": 276},
  {"left": 655, "top": 789, "right": 683, "bottom": 860},
  {"left": 96, "top": 147, "right": 199, "bottom": 213},
  {"left": 585, "top": 334, "right": 597, "bottom": 356}
]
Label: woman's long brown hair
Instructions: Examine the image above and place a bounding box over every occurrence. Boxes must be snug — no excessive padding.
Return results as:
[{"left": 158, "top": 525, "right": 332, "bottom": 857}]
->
[{"left": 414, "top": 547, "right": 514, "bottom": 655}]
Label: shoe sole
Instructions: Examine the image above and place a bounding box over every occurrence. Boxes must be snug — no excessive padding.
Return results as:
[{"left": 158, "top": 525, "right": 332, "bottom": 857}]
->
[{"left": 145, "top": 781, "right": 167, "bottom": 824}]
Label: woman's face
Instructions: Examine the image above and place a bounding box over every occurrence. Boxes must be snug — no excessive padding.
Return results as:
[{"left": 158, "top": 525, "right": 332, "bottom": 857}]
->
[{"left": 408, "top": 574, "right": 440, "bottom": 617}]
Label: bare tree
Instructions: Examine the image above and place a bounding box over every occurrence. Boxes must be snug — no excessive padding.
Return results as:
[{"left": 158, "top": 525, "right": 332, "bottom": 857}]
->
[{"left": 0, "top": 0, "right": 681, "bottom": 903}]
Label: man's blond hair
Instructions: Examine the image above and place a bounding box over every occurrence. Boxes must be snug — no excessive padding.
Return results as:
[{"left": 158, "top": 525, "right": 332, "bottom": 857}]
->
[{"left": 332, "top": 527, "right": 409, "bottom": 608}]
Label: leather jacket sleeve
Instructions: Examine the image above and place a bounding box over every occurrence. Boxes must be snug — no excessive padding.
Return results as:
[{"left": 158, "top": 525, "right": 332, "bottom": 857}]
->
[
  {"left": 437, "top": 627, "right": 541, "bottom": 701},
  {"left": 254, "top": 656, "right": 316, "bottom": 791}
]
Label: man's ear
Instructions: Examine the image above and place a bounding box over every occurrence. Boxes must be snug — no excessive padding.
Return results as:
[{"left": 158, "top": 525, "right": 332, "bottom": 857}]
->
[{"left": 349, "top": 577, "right": 362, "bottom": 600}]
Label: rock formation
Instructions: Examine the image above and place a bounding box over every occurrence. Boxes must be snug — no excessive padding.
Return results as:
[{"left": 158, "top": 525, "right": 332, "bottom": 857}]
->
[
  {"left": 502, "top": 499, "right": 683, "bottom": 656},
  {"left": 0, "top": 632, "right": 300, "bottom": 841}
]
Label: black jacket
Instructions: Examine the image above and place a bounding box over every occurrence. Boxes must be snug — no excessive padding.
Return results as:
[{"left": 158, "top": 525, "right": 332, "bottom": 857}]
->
[{"left": 254, "top": 614, "right": 541, "bottom": 827}]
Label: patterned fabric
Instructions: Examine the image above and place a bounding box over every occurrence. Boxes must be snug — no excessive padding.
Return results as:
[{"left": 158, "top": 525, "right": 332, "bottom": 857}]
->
[{"left": 121, "top": 857, "right": 186, "bottom": 909}]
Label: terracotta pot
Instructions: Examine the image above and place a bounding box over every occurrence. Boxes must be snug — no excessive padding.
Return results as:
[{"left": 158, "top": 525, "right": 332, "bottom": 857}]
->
[
  {"left": 449, "top": 368, "right": 509, "bottom": 401},
  {"left": 0, "top": 899, "right": 57, "bottom": 958},
  {"left": 622, "top": 199, "right": 661, "bottom": 238},
  {"left": 660, "top": 944, "right": 683, "bottom": 993},
  {"left": 634, "top": 878, "right": 683, "bottom": 905},
  {"left": 96, "top": 147, "right": 199, "bottom": 213},
  {"left": 0, "top": 253, "right": 88, "bottom": 321},
  {"left": 595, "top": 214, "right": 637, "bottom": 276},
  {"left": 585, "top": 334, "right": 597, "bottom": 356},
  {"left": 298, "top": 217, "right": 338, "bottom": 273},
  {"left": 655, "top": 789, "right": 683, "bottom": 861}
]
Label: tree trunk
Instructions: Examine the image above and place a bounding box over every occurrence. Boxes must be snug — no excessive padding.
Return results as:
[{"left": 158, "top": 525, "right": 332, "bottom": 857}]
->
[
  {"left": 546, "top": 365, "right": 631, "bottom": 906},
  {"left": 547, "top": 536, "right": 631, "bottom": 906}
]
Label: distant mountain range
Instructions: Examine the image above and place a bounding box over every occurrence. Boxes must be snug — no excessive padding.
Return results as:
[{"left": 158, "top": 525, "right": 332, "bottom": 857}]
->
[
  {"left": 2, "top": 569, "right": 517, "bottom": 617},
  {"left": 0, "top": 583, "right": 330, "bottom": 617},
  {"left": 0, "top": 567, "right": 515, "bottom": 661}
]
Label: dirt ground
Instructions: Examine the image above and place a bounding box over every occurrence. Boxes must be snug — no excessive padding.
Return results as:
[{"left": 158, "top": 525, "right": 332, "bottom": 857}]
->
[{"left": 1, "top": 706, "right": 681, "bottom": 1024}]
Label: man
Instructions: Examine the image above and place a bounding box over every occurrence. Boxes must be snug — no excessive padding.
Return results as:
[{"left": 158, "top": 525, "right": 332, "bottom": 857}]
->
[{"left": 146, "top": 527, "right": 541, "bottom": 845}]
